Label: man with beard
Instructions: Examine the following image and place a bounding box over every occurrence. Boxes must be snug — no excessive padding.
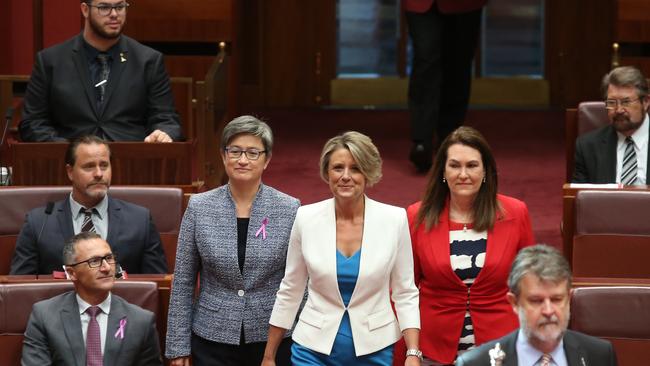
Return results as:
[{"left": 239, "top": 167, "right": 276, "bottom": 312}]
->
[
  {"left": 573, "top": 66, "right": 650, "bottom": 184},
  {"left": 456, "top": 245, "right": 617, "bottom": 366},
  {"left": 21, "top": 232, "right": 163, "bottom": 365},
  {"left": 10, "top": 135, "right": 168, "bottom": 274},
  {"left": 19, "top": 0, "right": 182, "bottom": 142}
]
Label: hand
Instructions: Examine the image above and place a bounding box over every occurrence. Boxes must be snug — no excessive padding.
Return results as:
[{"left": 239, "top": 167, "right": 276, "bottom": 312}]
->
[
  {"left": 144, "top": 129, "right": 172, "bottom": 143},
  {"left": 405, "top": 355, "right": 421, "bottom": 366},
  {"left": 170, "top": 356, "right": 190, "bottom": 366},
  {"left": 261, "top": 358, "right": 276, "bottom": 366}
]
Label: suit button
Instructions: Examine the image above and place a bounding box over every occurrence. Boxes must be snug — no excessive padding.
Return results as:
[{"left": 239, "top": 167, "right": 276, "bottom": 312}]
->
[{"left": 238, "top": 290, "right": 245, "bottom": 297}]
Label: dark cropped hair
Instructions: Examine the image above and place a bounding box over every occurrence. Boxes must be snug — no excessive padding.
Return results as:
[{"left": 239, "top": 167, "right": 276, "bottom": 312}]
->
[
  {"left": 64, "top": 135, "right": 111, "bottom": 167},
  {"left": 508, "top": 244, "right": 572, "bottom": 298},
  {"left": 601, "top": 66, "right": 649, "bottom": 99},
  {"left": 415, "top": 126, "right": 500, "bottom": 232},
  {"left": 63, "top": 232, "right": 103, "bottom": 265}
]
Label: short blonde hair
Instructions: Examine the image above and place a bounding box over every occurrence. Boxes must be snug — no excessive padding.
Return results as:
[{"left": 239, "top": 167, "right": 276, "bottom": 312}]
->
[{"left": 319, "top": 131, "right": 382, "bottom": 186}]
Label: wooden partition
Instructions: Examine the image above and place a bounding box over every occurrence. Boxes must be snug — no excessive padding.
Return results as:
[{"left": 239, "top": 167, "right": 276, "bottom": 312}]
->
[
  {"left": 8, "top": 142, "right": 195, "bottom": 186},
  {"left": 616, "top": 0, "right": 650, "bottom": 74}
]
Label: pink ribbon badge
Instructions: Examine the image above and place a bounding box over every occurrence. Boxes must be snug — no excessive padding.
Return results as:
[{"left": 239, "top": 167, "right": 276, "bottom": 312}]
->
[
  {"left": 114, "top": 318, "right": 127, "bottom": 339},
  {"left": 255, "top": 217, "right": 268, "bottom": 239}
]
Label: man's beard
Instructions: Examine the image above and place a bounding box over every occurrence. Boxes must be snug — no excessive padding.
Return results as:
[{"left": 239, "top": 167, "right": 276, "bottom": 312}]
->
[
  {"left": 88, "top": 14, "right": 123, "bottom": 40},
  {"left": 519, "top": 307, "right": 569, "bottom": 346},
  {"left": 613, "top": 114, "right": 644, "bottom": 134}
]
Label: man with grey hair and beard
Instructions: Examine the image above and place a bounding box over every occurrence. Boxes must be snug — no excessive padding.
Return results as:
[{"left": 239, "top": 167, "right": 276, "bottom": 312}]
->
[
  {"left": 456, "top": 245, "right": 617, "bottom": 366},
  {"left": 573, "top": 66, "right": 650, "bottom": 184}
]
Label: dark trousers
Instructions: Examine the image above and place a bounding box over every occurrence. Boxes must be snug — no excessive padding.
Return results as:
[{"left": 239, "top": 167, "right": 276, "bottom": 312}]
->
[
  {"left": 191, "top": 332, "right": 293, "bottom": 366},
  {"left": 406, "top": 6, "right": 483, "bottom": 147}
]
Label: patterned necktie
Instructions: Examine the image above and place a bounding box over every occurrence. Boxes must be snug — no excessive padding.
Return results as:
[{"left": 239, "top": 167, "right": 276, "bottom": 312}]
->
[
  {"left": 86, "top": 306, "right": 103, "bottom": 366},
  {"left": 540, "top": 353, "right": 552, "bottom": 366},
  {"left": 621, "top": 136, "right": 638, "bottom": 185},
  {"left": 96, "top": 54, "right": 110, "bottom": 104},
  {"left": 81, "top": 208, "right": 96, "bottom": 233}
]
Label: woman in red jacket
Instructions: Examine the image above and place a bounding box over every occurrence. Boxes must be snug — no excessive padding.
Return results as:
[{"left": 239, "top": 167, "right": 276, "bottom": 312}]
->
[{"left": 402, "top": 126, "right": 534, "bottom": 365}]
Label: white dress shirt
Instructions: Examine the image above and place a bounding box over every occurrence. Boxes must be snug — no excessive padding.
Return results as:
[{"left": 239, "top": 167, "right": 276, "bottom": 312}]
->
[
  {"left": 516, "top": 329, "right": 568, "bottom": 366},
  {"left": 69, "top": 194, "right": 109, "bottom": 239},
  {"left": 616, "top": 113, "right": 649, "bottom": 184},
  {"left": 77, "top": 293, "right": 112, "bottom": 354}
]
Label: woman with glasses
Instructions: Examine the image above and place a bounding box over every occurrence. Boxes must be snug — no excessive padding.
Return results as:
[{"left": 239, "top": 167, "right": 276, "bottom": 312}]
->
[
  {"left": 166, "top": 116, "right": 300, "bottom": 366},
  {"left": 262, "top": 131, "right": 421, "bottom": 366}
]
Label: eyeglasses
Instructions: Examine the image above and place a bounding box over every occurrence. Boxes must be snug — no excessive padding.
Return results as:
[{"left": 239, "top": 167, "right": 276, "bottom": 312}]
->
[
  {"left": 605, "top": 97, "right": 641, "bottom": 110},
  {"left": 87, "top": 2, "right": 129, "bottom": 16},
  {"left": 67, "top": 254, "right": 117, "bottom": 268},
  {"left": 224, "top": 147, "right": 266, "bottom": 161}
]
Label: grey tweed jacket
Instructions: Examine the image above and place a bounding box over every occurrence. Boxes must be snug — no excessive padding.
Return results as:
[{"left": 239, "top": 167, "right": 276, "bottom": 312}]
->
[{"left": 165, "top": 183, "right": 299, "bottom": 358}]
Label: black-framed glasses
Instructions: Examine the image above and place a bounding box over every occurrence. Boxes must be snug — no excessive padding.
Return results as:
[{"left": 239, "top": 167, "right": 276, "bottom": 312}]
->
[
  {"left": 67, "top": 254, "right": 117, "bottom": 268},
  {"left": 605, "top": 97, "right": 641, "bottom": 110},
  {"left": 86, "top": 2, "right": 129, "bottom": 16},
  {"left": 224, "top": 147, "right": 266, "bottom": 161}
]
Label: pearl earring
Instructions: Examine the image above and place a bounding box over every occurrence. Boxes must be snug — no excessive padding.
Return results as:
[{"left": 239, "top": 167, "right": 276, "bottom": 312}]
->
[
  {"left": 482, "top": 177, "right": 486, "bottom": 183},
  {"left": 442, "top": 177, "right": 446, "bottom": 183}
]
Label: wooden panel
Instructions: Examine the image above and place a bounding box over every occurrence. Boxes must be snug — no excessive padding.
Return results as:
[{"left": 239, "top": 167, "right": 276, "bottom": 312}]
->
[
  {"left": 545, "top": 0, "right": 614, "bottom": 108},
  {"left": 619, "top": 57, "right": 650, "bottom": 78},
  {"left": 126, "top": 0, "right": 233, "bottom": 42},
  {"left": 9, "top": 142, "right": 194, "bottom": 186}
]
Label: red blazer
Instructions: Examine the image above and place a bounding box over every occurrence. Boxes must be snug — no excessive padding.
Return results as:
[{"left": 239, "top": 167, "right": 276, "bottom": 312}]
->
[
  {"left": 403, "top": 194, "right": 534, "bottom": 364},
  {"left": 402, "top": 0, "right": 487, "bottom": 14}
]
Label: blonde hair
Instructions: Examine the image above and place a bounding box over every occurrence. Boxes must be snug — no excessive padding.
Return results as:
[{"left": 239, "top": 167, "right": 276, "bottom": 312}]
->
[{"left": 319, "top": 131, "right": 382, "bottom": 186}]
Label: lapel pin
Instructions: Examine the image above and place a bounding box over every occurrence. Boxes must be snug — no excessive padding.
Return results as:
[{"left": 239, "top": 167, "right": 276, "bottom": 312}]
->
[
  {"left": 114, "top": 317, "right": 127, "bottom": 339},
  {"left": 255, "top": 217, "right": 269, "bottom": 240},
  {"left": 120, "top": 52, "right": 127, "bottom": 63},
  {"left": 488, "top": 342, "right": 506, "bottom": 366}
]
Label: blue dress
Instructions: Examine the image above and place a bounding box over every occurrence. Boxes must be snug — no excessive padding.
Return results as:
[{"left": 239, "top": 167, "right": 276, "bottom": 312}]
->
[{"left": 291, "top": 250, "right": 394, "bottom": 365}]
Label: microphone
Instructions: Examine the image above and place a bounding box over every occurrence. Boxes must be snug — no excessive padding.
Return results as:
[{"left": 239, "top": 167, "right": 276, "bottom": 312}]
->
[
  {"left": 0, "top": 107, "right": 13, "bottom": 185},
  {"left": 36, "top": 202, "right": 55, "bottom": 245}
]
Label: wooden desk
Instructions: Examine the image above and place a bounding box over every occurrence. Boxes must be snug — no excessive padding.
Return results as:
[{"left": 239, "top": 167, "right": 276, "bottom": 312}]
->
[{"left": 562, "top": 183, "right": 650, "bottom": 266}]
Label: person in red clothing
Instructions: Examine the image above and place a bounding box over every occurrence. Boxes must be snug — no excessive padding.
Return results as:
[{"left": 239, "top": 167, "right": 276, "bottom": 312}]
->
[{"left": 395, "top": 126, "right": 534, "bottom": 365}]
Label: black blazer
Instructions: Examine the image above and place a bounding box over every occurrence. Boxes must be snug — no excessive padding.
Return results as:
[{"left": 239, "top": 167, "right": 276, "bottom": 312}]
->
[
  {"left": 573, "top": 123, "right": 650, "bottom": 183},
  {"left": 456, "top": 329, "right": 617, "bottom": 366},
  {"left": 10, "top": 196, "right": 168, "bottom": 274},
  {"left": 19, "top": 33, "right": 182, "bottom": 142}
]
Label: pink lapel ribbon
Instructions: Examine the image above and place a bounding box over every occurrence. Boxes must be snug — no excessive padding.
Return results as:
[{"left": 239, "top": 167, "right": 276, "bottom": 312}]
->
[
  {"left": 114, "top": 318, "right": 127, "bottom": 339},
  {"left": 255, "top": 217, "right": 268, "bottom": 239}
]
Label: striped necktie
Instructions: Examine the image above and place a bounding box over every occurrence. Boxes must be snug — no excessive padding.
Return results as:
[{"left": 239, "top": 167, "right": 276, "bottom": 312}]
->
[
  {"left": 621, "top": 136, "right": 638, "bottom": 186},
  {"left": 86, "top": 306, "right": 103, "bottom": 366},
  {"left": 81, "top": 208, "right": 96, "bottom": 233}
]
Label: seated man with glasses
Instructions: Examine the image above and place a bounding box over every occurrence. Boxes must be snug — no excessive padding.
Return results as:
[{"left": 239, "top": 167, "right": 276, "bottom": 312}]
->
[
  {"left": 573, "top": 66, "right": 650, "bottom": 184},
  {"left": 21, "top": 232, "right": 163, "bottom": 366},
  {"left": 19, "top": 0, "right": 182, "bottom": 143}
]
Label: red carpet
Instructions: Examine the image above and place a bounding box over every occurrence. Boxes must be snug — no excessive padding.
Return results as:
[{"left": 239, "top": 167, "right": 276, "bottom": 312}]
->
[{"left": 251, "top": 108, "right": 564, "bottom": 248}]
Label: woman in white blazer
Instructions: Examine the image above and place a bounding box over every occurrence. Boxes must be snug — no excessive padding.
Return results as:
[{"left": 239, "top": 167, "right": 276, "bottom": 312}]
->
[{"left": 262, "top": 131, "right": 421, "bottom": 366}]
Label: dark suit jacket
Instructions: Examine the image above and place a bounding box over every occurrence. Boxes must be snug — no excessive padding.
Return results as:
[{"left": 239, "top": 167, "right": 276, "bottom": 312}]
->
[
  {"left": 22, "top": 291, "right": 162, "bottom": 366},
  {"left": 456, "top": 329, "right": 617, "bottom": 366},
  {"left": 19, "top": 33, "right": 182, "bottom": 142},
  {"left": 10, "top": 196, "right": 168, "bottom": 275},
  {"left": 573, "top": 124, "right": 650, "bottom": 183}
]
